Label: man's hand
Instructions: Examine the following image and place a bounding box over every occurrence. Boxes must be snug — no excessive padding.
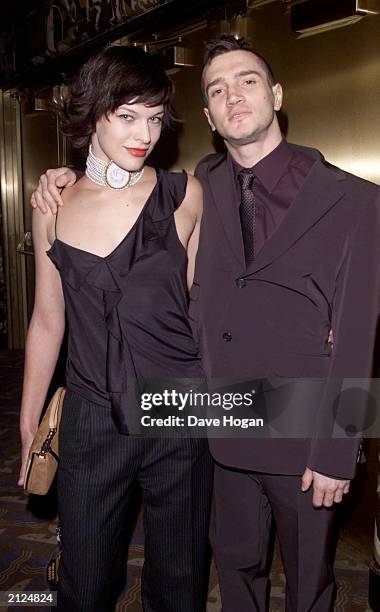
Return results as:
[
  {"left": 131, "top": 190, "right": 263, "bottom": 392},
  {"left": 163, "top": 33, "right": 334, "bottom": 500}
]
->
[
  {"left": 31, "top": 167, "right": 77, "bottom": 214},
  {"left": 328, "top": 329, "right": 334, "bottom": 348},
  {"left": 301, "top": 467, "right": 350, "bottom": 507}
]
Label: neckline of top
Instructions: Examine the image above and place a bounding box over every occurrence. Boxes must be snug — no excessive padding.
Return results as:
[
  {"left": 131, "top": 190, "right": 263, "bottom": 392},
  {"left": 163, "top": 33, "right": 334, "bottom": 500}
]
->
[{"left": 48, "top": 168, "right": 161, "bottom": 261}]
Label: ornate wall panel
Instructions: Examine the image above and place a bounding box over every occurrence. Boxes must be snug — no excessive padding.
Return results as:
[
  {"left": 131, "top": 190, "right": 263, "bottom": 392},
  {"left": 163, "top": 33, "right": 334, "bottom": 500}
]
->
[{"left": 0, "top": 92, "right": 27, "bottom": 348}]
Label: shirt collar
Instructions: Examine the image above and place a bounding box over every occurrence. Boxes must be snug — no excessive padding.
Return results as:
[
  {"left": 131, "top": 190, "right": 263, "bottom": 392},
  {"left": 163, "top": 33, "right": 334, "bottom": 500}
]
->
[{"left": 231, "top": 139, "right": 294, "bottom": 194}]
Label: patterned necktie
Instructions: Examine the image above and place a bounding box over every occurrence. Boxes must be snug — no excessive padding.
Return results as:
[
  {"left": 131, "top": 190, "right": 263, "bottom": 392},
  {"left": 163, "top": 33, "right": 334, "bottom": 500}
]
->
[{"left": 238, "top": 169, "right": 256, "bottom": 266}]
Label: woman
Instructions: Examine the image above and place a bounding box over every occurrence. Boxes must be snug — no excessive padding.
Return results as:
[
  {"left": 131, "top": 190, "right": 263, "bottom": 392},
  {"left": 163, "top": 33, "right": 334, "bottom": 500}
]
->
[{"left": 19, "top": 45, "right": 212, "bottom": 611}]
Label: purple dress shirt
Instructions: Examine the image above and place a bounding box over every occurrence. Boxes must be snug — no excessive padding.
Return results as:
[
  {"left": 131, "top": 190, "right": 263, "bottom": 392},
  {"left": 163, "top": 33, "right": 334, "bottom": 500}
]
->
[{"left": 231, "top": 139, "right": 316, "bottom": 254}]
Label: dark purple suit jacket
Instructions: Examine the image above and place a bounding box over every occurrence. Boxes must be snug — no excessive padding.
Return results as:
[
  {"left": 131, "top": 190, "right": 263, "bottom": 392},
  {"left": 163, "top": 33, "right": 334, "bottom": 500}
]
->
[{"left": 190, "top": 143, "right": 380, "bottom": 479}]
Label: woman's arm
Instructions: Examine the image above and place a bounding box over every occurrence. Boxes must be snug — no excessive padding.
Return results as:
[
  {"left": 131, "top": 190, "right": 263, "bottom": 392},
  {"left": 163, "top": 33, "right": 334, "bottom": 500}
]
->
[
  {"left": 183, "top": 175, "right": 203, "bottom": 290},
  {"left": 18, "top": 209, "right": 65, "bottom": 486}
]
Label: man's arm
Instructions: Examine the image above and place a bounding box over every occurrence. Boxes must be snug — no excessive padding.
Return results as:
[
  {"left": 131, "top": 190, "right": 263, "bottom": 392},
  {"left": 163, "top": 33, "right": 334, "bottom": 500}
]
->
[
  {"left": 305, "top": 187, "right": 380, "bottom": 504},
  {"left": 301, "top": 329, "right": 350, "bottom": 507},
  {"left": 31, "top": 167, "right": 78, "bottom": 214}
]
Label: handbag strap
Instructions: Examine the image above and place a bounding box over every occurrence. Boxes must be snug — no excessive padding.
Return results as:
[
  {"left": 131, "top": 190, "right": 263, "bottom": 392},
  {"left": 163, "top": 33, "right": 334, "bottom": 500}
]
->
[{"left": 48, "top": 387, "right": 66, "bottom": 429}]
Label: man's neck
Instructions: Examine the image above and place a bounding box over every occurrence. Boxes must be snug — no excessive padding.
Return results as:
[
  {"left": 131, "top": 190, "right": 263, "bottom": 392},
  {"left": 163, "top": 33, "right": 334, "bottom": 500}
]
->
[{"left": 225, "top": 132, "right": 283, "bottom": 168}]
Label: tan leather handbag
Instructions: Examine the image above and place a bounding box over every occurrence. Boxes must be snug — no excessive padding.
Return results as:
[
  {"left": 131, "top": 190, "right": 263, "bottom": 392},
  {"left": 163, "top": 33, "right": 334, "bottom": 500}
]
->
[{"left": 24, "top": 387, "right": 66, "bottom": 495}]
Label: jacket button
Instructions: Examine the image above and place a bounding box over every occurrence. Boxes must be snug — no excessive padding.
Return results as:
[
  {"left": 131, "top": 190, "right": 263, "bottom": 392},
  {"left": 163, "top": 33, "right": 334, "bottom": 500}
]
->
[
  {"left": 222, "top": 332, "right": 232, "bottom": 342},
  {"left": 236, "top": 278, "right": 246, "bottom": 288}
]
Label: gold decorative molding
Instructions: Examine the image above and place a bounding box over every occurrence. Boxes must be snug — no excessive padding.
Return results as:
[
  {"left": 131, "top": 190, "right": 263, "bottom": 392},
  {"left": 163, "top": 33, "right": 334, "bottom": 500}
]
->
[{"left": 0, "top": 92, "right": 28, "bottom": 349}]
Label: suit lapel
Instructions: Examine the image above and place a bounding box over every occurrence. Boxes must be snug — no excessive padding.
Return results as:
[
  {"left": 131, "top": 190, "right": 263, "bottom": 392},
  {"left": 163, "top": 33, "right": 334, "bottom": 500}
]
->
[
  {"left": 247, "top": 160, "right": 347, "bottom": 275},
  {"left": 207, "top": 154, "right": 245, "bottom": 269}
]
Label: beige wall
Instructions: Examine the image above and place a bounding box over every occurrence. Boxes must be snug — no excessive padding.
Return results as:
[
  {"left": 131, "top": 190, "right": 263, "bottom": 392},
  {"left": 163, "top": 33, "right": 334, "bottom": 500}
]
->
[{"left": 169, "top": 3, "right": 380, "bottom": 185}]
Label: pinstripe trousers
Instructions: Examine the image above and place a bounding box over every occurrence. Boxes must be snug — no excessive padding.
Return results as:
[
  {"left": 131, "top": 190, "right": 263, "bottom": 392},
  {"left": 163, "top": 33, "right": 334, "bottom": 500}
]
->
[{"left": 56, "top": 391, "right": 213, "bottom": 612}]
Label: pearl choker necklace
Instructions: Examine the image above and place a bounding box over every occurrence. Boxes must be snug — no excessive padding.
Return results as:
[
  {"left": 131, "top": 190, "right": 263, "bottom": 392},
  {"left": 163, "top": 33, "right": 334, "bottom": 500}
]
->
[{"left": 85, "top": 145, "right": 145, "bottom": 190}]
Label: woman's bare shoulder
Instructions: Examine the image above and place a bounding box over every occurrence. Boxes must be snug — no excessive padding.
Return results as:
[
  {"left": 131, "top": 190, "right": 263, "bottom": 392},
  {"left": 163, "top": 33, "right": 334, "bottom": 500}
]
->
[
  {"left": 32, "top": 206, "right": 56, "bottom": 247},
  {"left": 61, "top": 175, "right": 95, "bottom": 205},
  {"left": 182, "top": 173, "right": 203, "bottom": 220}
]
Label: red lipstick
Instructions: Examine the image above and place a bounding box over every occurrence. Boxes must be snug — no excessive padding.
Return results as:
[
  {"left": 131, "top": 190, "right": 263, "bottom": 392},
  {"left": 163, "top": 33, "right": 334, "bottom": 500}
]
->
[{"left": 127, "top": 148, "right": 148, "bottom": 157}]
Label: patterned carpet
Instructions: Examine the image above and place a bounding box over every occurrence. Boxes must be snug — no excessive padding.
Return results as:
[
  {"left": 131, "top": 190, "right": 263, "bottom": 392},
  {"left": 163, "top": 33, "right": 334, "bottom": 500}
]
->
[{"left": 0, "top": 350, "right": 375, "bottom": 611}]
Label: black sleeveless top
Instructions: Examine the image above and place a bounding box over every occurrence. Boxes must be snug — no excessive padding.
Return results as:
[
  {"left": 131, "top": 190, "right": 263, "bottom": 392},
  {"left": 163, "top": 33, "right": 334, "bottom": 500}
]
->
[{"left": 47, "top": 170, "right": 203, "bottom": 432}]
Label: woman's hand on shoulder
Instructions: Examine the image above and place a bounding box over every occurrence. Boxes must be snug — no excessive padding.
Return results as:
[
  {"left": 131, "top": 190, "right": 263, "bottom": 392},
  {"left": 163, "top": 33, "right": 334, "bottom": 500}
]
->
[{"left": 31, "top": 167, "right": 77, "bottom": 215}]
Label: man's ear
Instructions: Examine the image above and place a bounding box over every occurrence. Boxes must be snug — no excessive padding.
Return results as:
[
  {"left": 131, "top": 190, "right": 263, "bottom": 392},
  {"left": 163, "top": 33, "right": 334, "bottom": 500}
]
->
[
  {"left": 273, "top": 83, "right": 283, "bottom": 112},
  {"left": 204, "top": 107, "right": 216, "bottom": 132}
]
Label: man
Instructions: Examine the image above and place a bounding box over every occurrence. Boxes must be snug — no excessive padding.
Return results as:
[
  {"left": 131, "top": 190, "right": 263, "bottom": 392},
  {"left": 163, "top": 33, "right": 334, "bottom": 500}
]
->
[
  {"left": 32, "top": 36, "right": 380, "bottom": 611},
  {"left": 189, "top": 35, "right": 380, "bottom": 611}
]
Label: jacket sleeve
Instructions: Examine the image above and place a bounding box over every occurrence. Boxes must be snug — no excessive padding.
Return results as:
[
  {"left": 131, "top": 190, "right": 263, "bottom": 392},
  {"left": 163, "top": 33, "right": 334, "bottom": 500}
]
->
[{"left": 307, "top": 188, "right": 380, "bottom": 478}]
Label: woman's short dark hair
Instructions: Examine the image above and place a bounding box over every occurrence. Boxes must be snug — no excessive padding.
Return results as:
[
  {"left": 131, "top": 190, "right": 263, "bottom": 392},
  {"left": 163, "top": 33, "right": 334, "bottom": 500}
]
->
[
  {"left": 58, "top": 45, "right": 175, "bottom": 149},
  {"left": 201, "top": 34, "right": 277, "bottom": 105}
]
